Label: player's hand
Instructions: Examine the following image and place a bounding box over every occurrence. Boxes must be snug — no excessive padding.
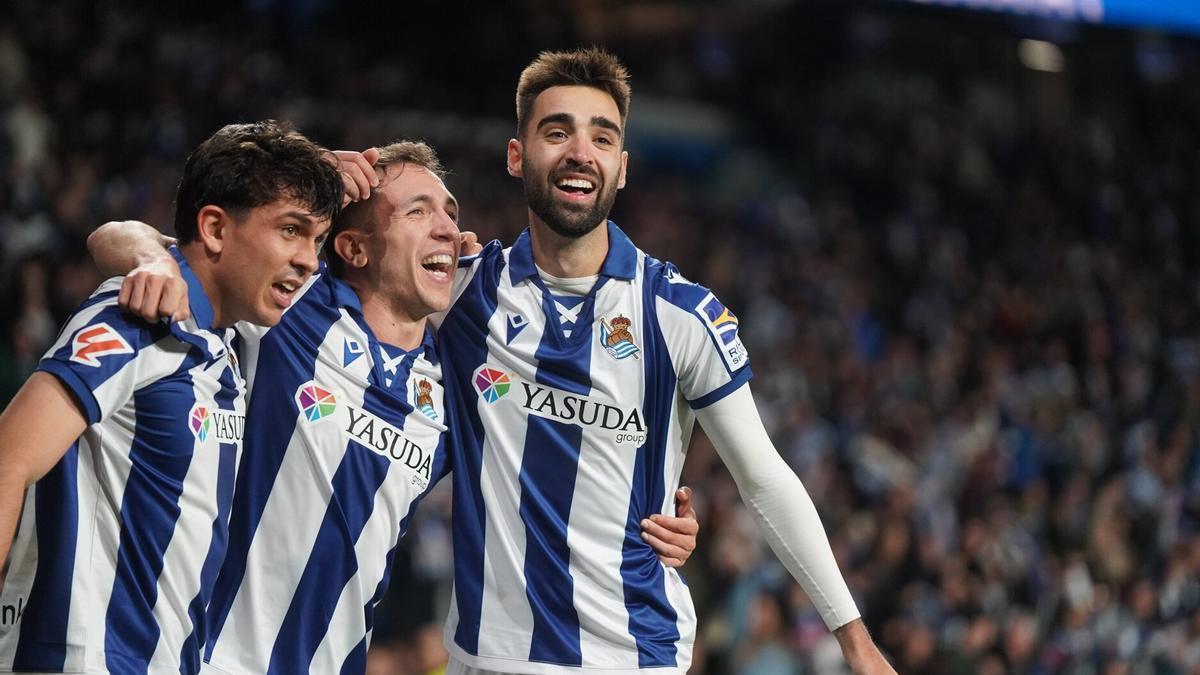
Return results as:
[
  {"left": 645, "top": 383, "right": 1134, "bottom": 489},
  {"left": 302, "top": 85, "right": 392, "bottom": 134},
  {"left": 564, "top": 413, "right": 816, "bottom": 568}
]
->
[
  {"left": 326, "top": 148, "right": 381, "bottom": 206},
  {"left": 458, "top": 231, "right": 482, "bottom": 257},
  {"left": 641, "top": 487, "right": 698, "bottom": 567},
  {"left": 119, "top": 259, "right": 190, "bottom": 323}
]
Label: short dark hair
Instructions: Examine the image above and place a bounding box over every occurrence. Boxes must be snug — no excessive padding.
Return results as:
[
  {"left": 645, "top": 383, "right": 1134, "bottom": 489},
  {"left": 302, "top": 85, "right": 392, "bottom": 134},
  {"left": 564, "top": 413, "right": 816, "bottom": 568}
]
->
[
  {"left": 515, "top": 47, "right": 631, "bottom": 137},
  {"left": 325, "top": 140, "right": 445, "bottom": 278},
  {"left": 173, "top": 120, "right": 343, "bottom": 244}
]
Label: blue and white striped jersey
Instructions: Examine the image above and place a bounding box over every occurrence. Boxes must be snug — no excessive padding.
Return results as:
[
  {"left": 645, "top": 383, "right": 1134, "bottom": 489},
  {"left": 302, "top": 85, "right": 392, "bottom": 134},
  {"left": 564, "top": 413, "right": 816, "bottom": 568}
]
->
[
  {"left": 0, "top": 249, "right": 245, "bottom": 675},
  {"left": 202, "top": 270, "right": 451, "bottom": 675},
  {"left": 439, "top": 222, "right": 751, "bottom": 673}
]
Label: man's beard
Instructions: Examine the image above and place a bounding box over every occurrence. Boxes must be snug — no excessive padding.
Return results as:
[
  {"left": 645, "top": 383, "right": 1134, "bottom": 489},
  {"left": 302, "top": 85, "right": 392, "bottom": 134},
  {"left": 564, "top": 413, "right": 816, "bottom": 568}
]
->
[{"left": 523, "top": 159, "right": 618, "bottom": 239}]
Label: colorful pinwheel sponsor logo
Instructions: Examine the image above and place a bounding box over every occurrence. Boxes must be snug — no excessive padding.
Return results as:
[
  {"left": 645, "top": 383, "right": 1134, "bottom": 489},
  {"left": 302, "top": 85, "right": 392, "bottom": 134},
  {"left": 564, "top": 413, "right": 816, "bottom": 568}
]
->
[
  {"left": 296, "top": 382, "right": 338, "bottom": 421},
  {"left": 473, "top": 367, "right": 511, "bottom": 403}
]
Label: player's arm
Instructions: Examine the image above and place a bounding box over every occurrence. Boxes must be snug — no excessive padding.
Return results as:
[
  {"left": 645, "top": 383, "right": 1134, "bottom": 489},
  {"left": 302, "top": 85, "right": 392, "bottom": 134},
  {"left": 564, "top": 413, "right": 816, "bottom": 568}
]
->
[
  {"left": 640, "top": 486, "right": 698, "bottom": 567},
  {"left": 0, "top": 373, "right": 89, "bottom": 582},
  {"left": 697, "top": 385, "right": 896, "bottom": 675},
  {"left": 87, "top": 220, "right": 189, "bottom": 323}
]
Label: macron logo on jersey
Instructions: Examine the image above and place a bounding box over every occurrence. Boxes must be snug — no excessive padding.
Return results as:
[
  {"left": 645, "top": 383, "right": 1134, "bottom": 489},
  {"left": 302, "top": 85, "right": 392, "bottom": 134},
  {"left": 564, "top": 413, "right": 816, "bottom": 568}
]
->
[
  {"left": 696, "top": 294, "right": 748, "bottom": 372},
  {"left": 473, "top": 365, "right": 647, "bottom": 446},
  {"left": 70, "top": 322, "right": 134, "bottom": 367},
  {"left": 343, "top": 338, "right": 365, "bottom": 367}
]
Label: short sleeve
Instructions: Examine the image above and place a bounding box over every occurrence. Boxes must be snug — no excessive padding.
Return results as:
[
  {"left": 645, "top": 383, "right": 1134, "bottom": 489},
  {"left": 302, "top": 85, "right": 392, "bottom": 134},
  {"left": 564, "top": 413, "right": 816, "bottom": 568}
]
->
[
  {"left": 652, "top": 264, "right": 752, "bottom": 409},
  {"left": 36, "top": 279, "right": 176, "bottom": 424}
]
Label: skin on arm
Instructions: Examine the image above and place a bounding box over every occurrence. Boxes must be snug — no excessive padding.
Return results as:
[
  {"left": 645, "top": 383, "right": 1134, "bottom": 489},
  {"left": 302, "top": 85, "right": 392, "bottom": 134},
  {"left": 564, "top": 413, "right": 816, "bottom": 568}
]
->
[
  {"left": 87, "top": 221, "right": 188, "bottom": 323},
  {"left": 697, "top": 385, "right": 897, "bottom": 674},
  {"left": 0, "top": 373, "right": 90, "bottom": 583}
]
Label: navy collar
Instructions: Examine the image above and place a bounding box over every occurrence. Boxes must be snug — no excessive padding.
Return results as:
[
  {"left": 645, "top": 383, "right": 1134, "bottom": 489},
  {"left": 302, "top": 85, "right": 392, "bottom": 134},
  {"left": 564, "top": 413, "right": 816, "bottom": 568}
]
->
[
  {"left": 170, "top": 246, "right": 217, "bottom": 330},
  {"left": 329, "top": 272, "right": 365, "bottom": 315},
  {"left": 507, "top": 220, "right": 639, "bottom": 285}
]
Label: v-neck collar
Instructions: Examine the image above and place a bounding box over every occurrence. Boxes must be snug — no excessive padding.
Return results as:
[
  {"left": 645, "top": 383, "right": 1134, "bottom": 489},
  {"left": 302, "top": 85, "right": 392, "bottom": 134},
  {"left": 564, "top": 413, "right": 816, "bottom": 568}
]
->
[{"left": 506, "top": 221, "right": 640, "bottom": 347}]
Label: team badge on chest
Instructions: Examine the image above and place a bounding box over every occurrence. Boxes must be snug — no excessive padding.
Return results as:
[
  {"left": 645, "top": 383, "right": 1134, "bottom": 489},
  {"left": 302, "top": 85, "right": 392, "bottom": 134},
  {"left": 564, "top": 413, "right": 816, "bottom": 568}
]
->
[
  {"left": 599, "top": 315, "right": 640, "bottom": 360},
  {"left": 415, "top": 378, "right": 439, "bottom": 421}
]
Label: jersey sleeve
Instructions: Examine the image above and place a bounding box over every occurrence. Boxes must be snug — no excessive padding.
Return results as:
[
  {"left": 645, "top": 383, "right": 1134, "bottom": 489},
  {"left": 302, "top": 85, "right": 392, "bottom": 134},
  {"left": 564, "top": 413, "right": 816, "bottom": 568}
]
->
[
  {"left": 653, "top": 263, "right": 752, "bottom": 408},
  {"left": 430, "top": 239, "right": 503, "bottom": 330},
  {"left": 36, "top": 278, "right": 178, "bottom": 424}
]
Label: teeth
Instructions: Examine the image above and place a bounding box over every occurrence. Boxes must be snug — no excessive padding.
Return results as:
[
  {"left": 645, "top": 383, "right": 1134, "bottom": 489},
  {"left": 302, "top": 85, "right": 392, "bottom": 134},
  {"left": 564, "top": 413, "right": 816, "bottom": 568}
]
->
[
  {"left": 421, "top": 254, "right": 452, "bottom": 266},
  {"left": 277, "top": 282, "right": 297, "bottom": 293},
  {"left": 557, "top": 178, "right": 594, "bottom": 189}
]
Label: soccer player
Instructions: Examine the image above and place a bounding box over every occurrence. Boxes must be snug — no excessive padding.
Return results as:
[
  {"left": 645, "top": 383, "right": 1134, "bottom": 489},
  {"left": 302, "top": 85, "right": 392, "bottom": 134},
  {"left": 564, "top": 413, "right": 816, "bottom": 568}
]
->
[
  {"left": 86, "top": 142, "right": 699, "bottom": 673},
  {"left": 0, "top": 120, "right": 342, "bottom": 674},
  {"left": 427, "top": 49, "right": 897, "bottom": 673}
]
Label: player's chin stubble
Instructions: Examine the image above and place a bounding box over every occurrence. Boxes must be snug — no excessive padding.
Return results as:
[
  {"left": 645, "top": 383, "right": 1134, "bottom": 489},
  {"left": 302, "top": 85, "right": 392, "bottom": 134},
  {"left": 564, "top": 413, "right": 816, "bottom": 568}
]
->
[{"left": 523, "top": 162, "right": 616, "bottom": 239}]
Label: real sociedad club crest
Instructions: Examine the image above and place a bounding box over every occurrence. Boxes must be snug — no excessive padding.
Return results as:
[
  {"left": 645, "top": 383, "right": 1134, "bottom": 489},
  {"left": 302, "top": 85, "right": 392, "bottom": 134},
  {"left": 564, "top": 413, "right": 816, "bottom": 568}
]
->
[
  {"left": 415, "top": 379, "right": 438, "bottom": 421},
  {"left": 599, "top": 315, "right": 640, "bottom": 360}
]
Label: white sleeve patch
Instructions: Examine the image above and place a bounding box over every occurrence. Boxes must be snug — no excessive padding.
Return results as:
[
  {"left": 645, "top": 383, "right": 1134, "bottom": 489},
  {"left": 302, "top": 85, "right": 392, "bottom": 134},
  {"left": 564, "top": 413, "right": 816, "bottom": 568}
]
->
[{"left": 694, "top": 292, "right": 749, "bottom": 373}]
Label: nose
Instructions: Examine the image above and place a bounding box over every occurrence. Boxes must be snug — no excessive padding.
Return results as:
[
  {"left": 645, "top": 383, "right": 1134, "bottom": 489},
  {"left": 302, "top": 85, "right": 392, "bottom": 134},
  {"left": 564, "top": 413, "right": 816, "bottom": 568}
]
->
[
  {"left": 292, "top": 238, "right": 320, "bottom": 277},
  {"left": 564, "top": 134, "right": 593, "bottom": 166},
  {"left": 432, "top": 209, "right": 459, "bottom": 241}
]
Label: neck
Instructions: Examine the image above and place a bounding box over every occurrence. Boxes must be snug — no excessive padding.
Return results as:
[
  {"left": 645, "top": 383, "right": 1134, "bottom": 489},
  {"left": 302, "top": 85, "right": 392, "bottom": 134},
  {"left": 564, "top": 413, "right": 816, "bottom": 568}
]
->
[
  {"left": 528, "top": 212, "right": 609, "bottom": 278},
  {"left": 179, "top": 243, "right": 224, "bottom": 327},
  {"left": 348, "top": 280, "right": 427, "bottom": 350}
]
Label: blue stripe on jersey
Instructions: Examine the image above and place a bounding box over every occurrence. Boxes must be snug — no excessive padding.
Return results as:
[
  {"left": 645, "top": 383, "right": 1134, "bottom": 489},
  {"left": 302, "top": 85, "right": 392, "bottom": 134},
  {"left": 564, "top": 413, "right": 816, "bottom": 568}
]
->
[
  {"left": 206, "top": 305, "right": 326, "bottom": 657},
  {"left": 179, "top": 366, "right": 241, "bottom": 672},
  {"left": 446, "top": 247, "right": 503, "bottom": 655},
  {"left": 11, "top": 447, "right": 79, "bottom": 671},
  {"left": 518, "top": 301, "right": 598, "bottom": 665},
  {"left": 105, "top": 370, "right": 200, "bottom": 674},
  {"left": 265, "top": 438, "right": 392, "bottom": 674},
  {"left": 618, "top": 269, "right": 684, "bottom": 666},
  {"left": 339, "top": 640, "right": 367, "bottom": 675}
]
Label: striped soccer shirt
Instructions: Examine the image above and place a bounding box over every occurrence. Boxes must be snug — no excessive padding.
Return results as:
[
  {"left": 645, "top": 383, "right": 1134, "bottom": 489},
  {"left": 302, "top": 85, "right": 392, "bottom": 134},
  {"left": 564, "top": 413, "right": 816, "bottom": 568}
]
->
[
  {"left": 438, "top": 222, "right": 751, "bottom": 673},
  {"left": 202, "top": 271, "right": 450, "bottom": 674},
  {"left": 0, "top": 248, "right": 245, "bottom": 675}
]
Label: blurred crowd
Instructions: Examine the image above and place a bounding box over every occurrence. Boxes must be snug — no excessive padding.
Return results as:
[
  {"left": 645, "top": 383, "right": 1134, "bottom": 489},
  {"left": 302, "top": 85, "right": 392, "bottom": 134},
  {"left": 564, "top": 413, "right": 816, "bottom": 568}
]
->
[{"left": 3, "top": 1, "right": 1199, "bottom": 673}]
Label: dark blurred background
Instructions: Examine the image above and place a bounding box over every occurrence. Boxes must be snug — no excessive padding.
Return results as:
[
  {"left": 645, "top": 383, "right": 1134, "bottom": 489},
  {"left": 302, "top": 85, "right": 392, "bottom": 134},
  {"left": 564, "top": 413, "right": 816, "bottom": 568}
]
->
[{"left": 3, "top": 1, "right": 1200, "bottom": 673}]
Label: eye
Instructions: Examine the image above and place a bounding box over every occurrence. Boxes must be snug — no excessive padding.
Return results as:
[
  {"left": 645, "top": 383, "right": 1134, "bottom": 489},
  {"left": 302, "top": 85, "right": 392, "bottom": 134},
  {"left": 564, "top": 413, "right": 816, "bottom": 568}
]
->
[
  {"left": 282, "top": 224, "right": 299, "bottom": 237},
  {"left": 407, "top": 207, "right": 426, "bottom": 217},
  {"left": 595, "top": 136, "right": 613, "bottom": 145},
  {"left": 547, "top": 129, "right": 568, "bottom": 140}
]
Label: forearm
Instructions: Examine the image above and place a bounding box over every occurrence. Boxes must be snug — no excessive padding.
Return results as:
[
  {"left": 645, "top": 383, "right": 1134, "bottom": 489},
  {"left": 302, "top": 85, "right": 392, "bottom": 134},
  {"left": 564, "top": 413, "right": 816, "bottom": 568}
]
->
[
  {"left": 87, "top": 220, "right": 176, "bottom": 277},
  {"left": 698, "top": 387, "right": 860, "bottom": 631}
]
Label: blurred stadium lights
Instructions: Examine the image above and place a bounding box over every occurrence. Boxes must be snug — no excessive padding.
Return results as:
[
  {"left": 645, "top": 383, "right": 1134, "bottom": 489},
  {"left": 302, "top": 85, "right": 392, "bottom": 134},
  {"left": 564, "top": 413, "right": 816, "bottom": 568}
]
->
[
  {"left": 894, "top": 0, "right": 1200, "bottom": 36},
  {"left": 1017, "top": 39, "right": 1065, "bottom": 72}
]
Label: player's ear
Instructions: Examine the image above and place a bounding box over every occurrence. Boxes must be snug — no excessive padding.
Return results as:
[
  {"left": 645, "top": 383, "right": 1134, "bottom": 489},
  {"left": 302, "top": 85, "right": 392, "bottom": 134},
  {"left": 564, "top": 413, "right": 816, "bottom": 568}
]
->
[
  {"left": 617, "top": 150, "right": 628, "bottom": 190},
  {"left": 333, "top": 230, "right": 368, "bottom": 269},
  {"left": 195, "top": 205, "right": 230, "bottom": 254},
  {"left": 506, "top": 139, "right": 523, "bottom": 178}
]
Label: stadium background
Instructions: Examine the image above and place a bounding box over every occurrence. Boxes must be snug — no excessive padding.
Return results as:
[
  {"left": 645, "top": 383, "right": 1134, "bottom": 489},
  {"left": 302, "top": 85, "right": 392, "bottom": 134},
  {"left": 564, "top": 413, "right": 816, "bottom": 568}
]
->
[{"left": 2, "top": 0, "right": 1199, "bottom": 672}]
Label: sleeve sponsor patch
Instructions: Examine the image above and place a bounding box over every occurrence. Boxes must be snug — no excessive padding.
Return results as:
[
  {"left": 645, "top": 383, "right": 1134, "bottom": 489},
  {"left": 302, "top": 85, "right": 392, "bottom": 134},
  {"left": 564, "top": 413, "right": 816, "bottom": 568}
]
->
[
  {"left": 694, "top": 293, "right": 749, "bottom": 372},
  {"left": 70, "top": 322, "right": 135, "bottom": 367}
]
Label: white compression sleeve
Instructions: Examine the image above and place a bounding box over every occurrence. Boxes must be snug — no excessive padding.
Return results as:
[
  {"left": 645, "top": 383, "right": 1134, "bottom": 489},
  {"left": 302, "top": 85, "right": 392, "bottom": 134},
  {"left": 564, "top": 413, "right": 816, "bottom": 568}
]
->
[{"left": 696, "top": 385, "right": 861, "bottom": 630}]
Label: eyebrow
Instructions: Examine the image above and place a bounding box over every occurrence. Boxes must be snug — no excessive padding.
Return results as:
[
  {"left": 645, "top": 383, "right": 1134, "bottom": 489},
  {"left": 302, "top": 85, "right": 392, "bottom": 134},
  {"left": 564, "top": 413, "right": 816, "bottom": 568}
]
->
[
  {"left": 405, "top": 194, "right": 460, "bottom": 218},
  {"left": 535, "top": 113, "right": 623, "bottom": 139},
  {"left": 282, "top": 211, "right": 317, "bottom": 227}
]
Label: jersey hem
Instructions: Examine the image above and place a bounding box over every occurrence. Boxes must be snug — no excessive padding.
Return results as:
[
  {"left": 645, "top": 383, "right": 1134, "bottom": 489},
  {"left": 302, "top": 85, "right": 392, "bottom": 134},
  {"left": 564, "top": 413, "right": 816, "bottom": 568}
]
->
[
  {"left": 688, "top": 366, "right": 752, "bottom": 410},
  {"left": 445, "top": 641, "right": 686, "bottom": 674}
]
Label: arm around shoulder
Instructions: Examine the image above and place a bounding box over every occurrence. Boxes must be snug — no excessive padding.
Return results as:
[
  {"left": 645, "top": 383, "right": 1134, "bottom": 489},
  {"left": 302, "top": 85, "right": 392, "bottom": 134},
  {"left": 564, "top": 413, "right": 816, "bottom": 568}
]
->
[{"left": 87, "top": 221, "right": 189, "bottom": 323}]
